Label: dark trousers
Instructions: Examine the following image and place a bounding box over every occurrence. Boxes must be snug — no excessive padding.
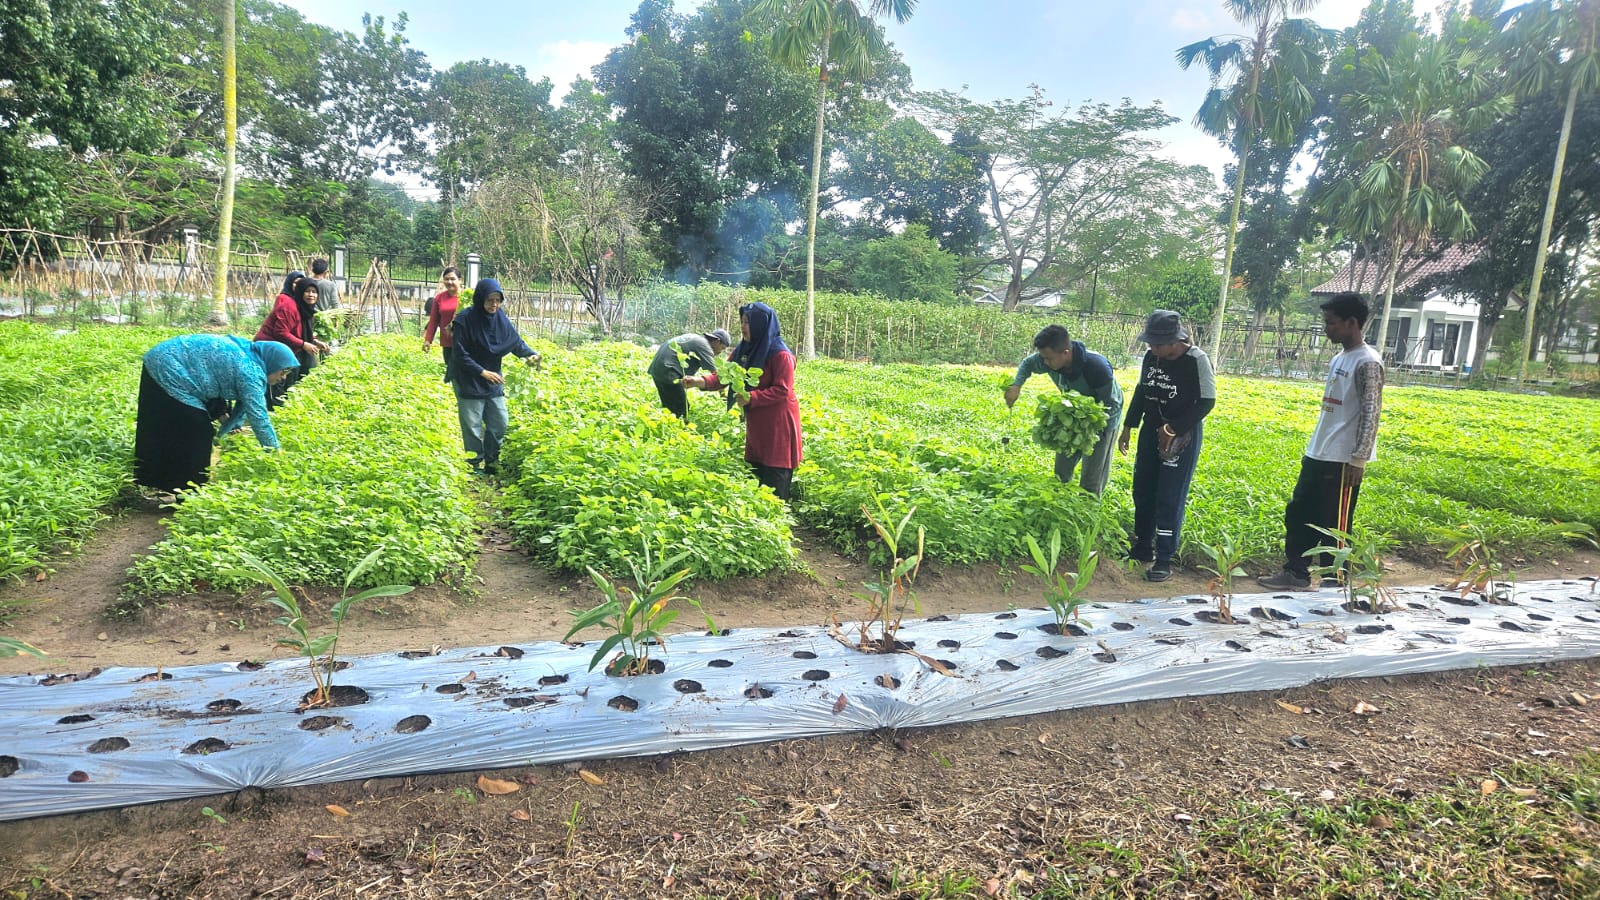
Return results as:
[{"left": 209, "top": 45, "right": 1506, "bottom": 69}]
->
[
  {"left": 441, "top": 344, "right": 457, "bottom": 383},
  {"left": 1130, "top": 421, "right": 1203, "bottom": 564},
  {"left": 654, "top": 375, "right": 688, "bottom": 420},
  {"left": 134, "top": 367, "right": 215, "bottom": 492},
  {"left": 1283, "top": 457, "right": 1362, "bottom": 578},
  {"left": 751, "top": 464, "right": 793, "bottom": 500}
]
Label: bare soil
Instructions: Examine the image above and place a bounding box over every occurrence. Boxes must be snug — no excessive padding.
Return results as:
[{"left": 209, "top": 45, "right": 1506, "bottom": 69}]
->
[{"left": 2, "top": 507, "right": 1599, "bottom": 898}]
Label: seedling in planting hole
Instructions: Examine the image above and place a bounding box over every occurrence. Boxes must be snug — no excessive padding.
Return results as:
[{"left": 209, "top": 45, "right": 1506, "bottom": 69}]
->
[
  {"left": 1435, "top": 520, "right": 1592, "bottom": 602},
  {"left": 565, "top": 541, "right": 713, "bottom": 676},
  {"left": 225, "top": 547, "right": 413, "bottom": 708},
  {"left": 1020, "top": 525, "right": 1099, "bottom": 629},
  {"left": 1306, "top": 525, "right": 1397, "bottom": 614},
  {"left": 838, "top": 502, "right": 924, "bottom": 653},
  {"left": 1196, "top": 536, "right": 1248, "bottom": 624}
]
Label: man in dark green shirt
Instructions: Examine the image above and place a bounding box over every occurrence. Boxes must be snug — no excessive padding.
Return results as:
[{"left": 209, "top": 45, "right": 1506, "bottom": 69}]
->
[
  {"left": 1004, "top": 324, "right": 1123, "bottom": 496},
  {"left": 648, "top": 328, "right": 733, "bottom": 420}
]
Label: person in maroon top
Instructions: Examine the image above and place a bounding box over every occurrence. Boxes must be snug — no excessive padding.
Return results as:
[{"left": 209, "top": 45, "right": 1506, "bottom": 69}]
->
[
  {"left": 683, "top": 302, "right": 803, "bottom": 500},
  {"left": 423, "top": 266, "right": 463, "bottom": 382},
  {"left": 255, "top": 271, "right": 328, "bottom": 406}
]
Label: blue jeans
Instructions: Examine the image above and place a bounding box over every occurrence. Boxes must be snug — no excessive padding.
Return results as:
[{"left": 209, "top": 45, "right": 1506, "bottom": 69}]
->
[
  {"left": 1130, "top": 420, "right": 1203, "bottom": 564},
  {"left": 457, "top": 394, "right": 509, "bottom": 466}
]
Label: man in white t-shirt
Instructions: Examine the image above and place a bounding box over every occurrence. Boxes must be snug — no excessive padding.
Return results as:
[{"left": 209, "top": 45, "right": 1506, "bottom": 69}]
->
[{"left": 1259, "top": 293, "right": 1385, "bottom": 591}]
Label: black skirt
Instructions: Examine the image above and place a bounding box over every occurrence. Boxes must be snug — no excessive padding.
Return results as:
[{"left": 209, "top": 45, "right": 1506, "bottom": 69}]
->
[{"left": 133, "top": 367, "right": 216, "bottom": 492}]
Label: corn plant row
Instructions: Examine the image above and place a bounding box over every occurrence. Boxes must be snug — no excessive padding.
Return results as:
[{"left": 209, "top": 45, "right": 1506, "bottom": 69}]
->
[
  {"left": 0, "top": 323, "right": 180, "bottom": 581},
  {"left": 497, "top": 341, "right": 797, "bottom": 581},
  {"left": 127, "top": 335, "right": 478, "bottom": 595}
]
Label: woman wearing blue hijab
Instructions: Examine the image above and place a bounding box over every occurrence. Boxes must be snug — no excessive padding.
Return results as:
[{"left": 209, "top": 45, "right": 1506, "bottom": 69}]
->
[
  {"left": 684, "top": 302, "right": 803, "bottom": 499},
  {"left": 135, "top": 335, "right": 299, "bottom": 492},
  {"left": 450, "top": 278, "right": 541, "bottom": 475}
]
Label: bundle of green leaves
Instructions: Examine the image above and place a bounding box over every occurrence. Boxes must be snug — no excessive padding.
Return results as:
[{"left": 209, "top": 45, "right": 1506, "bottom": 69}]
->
[
  {"left": 128, "top": 335, "right": 478, "bottom": 595},
  {"left": 498, "top": 341, "right": 796, "bottom": 581},
  {"left": 1030, "top": 391, "right": 1108, "bottom": 457}
]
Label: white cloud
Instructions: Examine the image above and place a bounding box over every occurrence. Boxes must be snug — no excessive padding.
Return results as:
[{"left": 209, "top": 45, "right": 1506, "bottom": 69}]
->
[{"left": 534, "top": 39, "right": 613, "bottom": 103}]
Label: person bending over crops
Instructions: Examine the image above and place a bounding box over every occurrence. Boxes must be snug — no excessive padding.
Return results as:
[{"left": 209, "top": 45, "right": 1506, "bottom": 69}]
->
[
  {"left": 1004, "top": 324, "right": 1123, "bottom": 496},
  {"left": 1258, "top": 293, "right": 1385, "bottom": 592},
  {"left": 1118, "top": 310, "right": 1216, "bottom": 583},
  {"left": 648, "top": 327, "right": 733, "bottom": 419},
  {"left": 255, "top": 271, "right": 329, "bottom": 407},
  {"left": 450, "top": 278, "right": 541, "bottom": 476},
  {"left": 423, "top": 266, "right": 463, "bottom": 382},
  {"left": 682, "top": 303, "right": 802, "bottom": 500},
  {"left": 134, "top": 335, "right": 299, "bottom": 492}
]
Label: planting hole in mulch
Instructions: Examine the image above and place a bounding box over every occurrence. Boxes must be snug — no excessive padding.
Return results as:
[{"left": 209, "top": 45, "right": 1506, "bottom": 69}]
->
[
  {"left": 539, "top": 674, "right": 569, "bottom": 686},
  {"left": 1093, "top": 652, "right": 1117, "bottom": 663},
  {"left": 1251, "top": 607, "right": 1296, "bottom": 622},
  {"left": 937, "top": 639, "right": 961, "bottom": 649},
  {"left": 792, "top": 651, "right": 818, "bottom": 659},
  {"left": 994, "top": 612, "right": 1017, "bottom": 620},
  {"left": 1169, "top": 617, "right": 1192, "bottom": 626},
  {"left": 298, "top": 716, "right": 345, "bottom": 731},
  {"left": 39, "top": 668, "right": 102, "bottom": 686},
  {"left": 495, "top": 646, "right": 524, "bottom": 659},
  {"left": 1355, "top": 624, "right": 1393, "bottom": 635},
  {"left": 1035, "top": 646, "right": 1068, "bottom": 660},
  {"left": 317, "top": 660, "right": 352, "bottom": 674},
  {"left": 299, "top": 685, "right": 370, "bottom": 708},
  {"left": 436, "top": 683, "right": 466, "bottom": 694},
  {"left": 183, "top": 738, "right": 229, "bottom": 755},
  {"left": 1529, "top": 613, "right": 1552, "bottom": 621},
  {"left": 206, "top": 699, "right": 242, "bottom": 714},
  {"left": 995, "top": 631, "right": 1017, "bottom": 640},
  {"left": 398, "top": 649, "right": 437, "bottom": 660},
  {"left": 673, "top": 679, "right": 703, "bottom": 694},
  {"left": 1225, "top": 640, "right": 1252, "bottom": 652},
  {"left": 87, "top": 737, "right": 130, "bottom": 754},
  {"left": 1155, "top": 637, "right": 1185, "bottom": 645},
  {"left": 1186, "top": 596, "right": 1208, "bottom": 605},
  {"left": 236, "top": 660, "right": 264, "bottom": 672},
  {"left": 1578, "top": 615, "right": 1600, "bottom": 623},
  {"left": 801, "top": 669, "right": 830, "bottom": 681},
  {"left": 743, "top": 685, "right": 774, "bottom": 700},
  {"left": 1448, "top": 617, "right": 1472, "bottom": 625},
  {"left": 1408, "top": 602, "right": 1430, "bottom": 610},
  {"left": 1440, "top": 594, "right": 1480, "bottom": 606},
  {"left": 56, "top": 714, "right": 94, "bottom": 725},
  {"left": 1111, "top": 622, "right": 1135, "bottom": 631},
  {"left": 607, "top": 696, "right": 640, "bottom": 712},
  {"left": 134, "top": 671, "right": 172, "bottom": 683},
  {"left": 1310, "top": 608, "right": 1337, "bottom": 616},
  {"left": 707, "top": 659, "right": 734, "bottom": 668},
  {"left": 1036, "top": 623, "right": 1062, "bottom": 636},
  {"left": 777, "top": 630, "right": 804, "bottom": 638},
  {"left": 1500, "top": 621, "right": 1536, "bottom": 632},
  {"left": 1064, "top": 623, "right": 1090, "bottom": 637},
  {"left": 504, "top": 696, "right": 556, "bottom": 708},
  {"left": 395, "top": 715, "right": 432, "bottom": 733},
  {"left": 67, "top": 771, "right": 88, "bottom": 783},
  {"left": 1194, "top": 611, "right": 1227, "bottom": 624},
  {"left": 875, "top": 674, "right": 900, "bottom": 689},
  {"left": 0, "top": 756, "right": 18, "bottom": 777},
  {"left": 927, "top": 614, "right": 952, "bottom": 622},
  {"left": 706, "top": 628, "right": 731, "bottom": 636},
  {"left": 937, "top": 659, "right": 959, "bottom": 671},
  {"left": 638, "top": 659, "right": 667, "bottom": 675},
  {"left": 996, "top": 659, "right": 1020, "bottom": 671},
  {"left": 1258, "top": 629, "right": 1289, "bottom": 639}
]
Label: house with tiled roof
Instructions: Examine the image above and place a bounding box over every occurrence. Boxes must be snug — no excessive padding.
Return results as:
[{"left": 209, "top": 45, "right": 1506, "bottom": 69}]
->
[{"left": 1311, "top": 244, "right": 1496, "bottom": 372}]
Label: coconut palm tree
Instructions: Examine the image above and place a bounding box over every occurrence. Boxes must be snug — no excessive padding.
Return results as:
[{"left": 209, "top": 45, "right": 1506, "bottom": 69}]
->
[
  {"left": 1177, "top": 0, "right": 1329, "bottom": 364},
  {"left": 1321, "top": 31, "right": 1508, "bottom": 360},
  {"left": 751, "top": 0, "right": 915, "bottom": 359},
  {"left": 210, "top": 0, "right": 237, "bottom": 326},
  {"left": 1500, "top": 0, "right": 1600, "bottom": 380}
]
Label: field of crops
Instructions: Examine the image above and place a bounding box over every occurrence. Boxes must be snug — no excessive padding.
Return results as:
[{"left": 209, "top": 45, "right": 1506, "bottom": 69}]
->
[{"left": 2, "top": 322, "right": 1596, "bottom": 593}]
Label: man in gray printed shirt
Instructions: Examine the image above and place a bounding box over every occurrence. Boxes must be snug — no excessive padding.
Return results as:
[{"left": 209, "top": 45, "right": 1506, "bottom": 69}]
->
[{"left": 1259, "top": 293, "right": 1384, "bottom": 591}]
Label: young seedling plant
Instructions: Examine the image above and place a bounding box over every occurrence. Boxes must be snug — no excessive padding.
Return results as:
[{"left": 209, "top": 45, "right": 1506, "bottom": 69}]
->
[
  {"left": 565, "top": 541, "right": 713, "bottom": 676},
  {"left": 226, "top": 547, "right": 414, "bottom": 708},
  {"left": 1020, "top": 525, "right": 1099, "bottom": 630},
  {"left": 833, "top": 502, "right": 937, "bottom": 659},
  {"left": 1196, "top": 536, "right": 1248, "bottom": 624},
  {"left": 1306, "top": 525, "right": 1397, "bottom": 614}
]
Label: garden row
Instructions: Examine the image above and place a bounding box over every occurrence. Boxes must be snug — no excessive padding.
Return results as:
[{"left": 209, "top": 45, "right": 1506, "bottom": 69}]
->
[
  {"left": 128, "top": 335, "right": 478, "bottom": 595},
  {"left": 0, "top": 323, "right": 178, "bottom": 582}
]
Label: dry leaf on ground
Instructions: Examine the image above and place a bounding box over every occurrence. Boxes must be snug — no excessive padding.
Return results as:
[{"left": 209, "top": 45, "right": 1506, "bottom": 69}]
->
[
  {"left": 325, "top": 804, "right": 351, "bottom": 817},
  {"left": 476, "top": 775, "right": 520, "bottom": 795},
  {"left": 579, "top": 769, "right": 604, "bottom": 786},
  {"left": 1351, "top": 701, "right": 1380, "bottom": 716},
  {"left": 1276, "top": 700, "right": 1305, "bottom": 714}
]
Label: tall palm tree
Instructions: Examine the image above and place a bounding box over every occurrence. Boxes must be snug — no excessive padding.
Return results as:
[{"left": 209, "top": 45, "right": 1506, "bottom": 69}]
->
[
  {"left": 210, "top": 0, "right": 237, "bottom": 326},
  {"left": 1323, "top": 32, "right": 1507, "bottom": 360},
  {"left": 1501, "top": 0, "right": 1600, "bottom": 380},
  {"left": 752, "top": 0, "right": 915, "bottom": 359},
  {"left": 1177, "top": 0, "right": 1328, "bottom": 364}
]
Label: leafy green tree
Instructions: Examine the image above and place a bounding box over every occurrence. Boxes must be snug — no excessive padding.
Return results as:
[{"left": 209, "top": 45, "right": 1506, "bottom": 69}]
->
[
  {"left": 835, "top": 115, "right": 988, "bottom": 258},
  {"left": 1177, "top": 0, "right": 1332, "bottom": 362},
  {"left": 1140, "top": 259, "right": 1220, "bottom": 321},
  {"left": 751, "top": 0, "right": 917, "bottom": 358},
  {"left": 849, "top": 224, "right": 959, "bottom": 303},
  {"left": 1318, "top": 26, "right": 1509, "bottom": 357},
  {"left": 1499, "top": 0, "right": 1600, "bottom": 379}
]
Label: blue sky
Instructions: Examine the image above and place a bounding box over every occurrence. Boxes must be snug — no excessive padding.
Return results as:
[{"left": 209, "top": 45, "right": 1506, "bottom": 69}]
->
[{"left": 280, "top": 0, "right": 1445, "bottom": 189}]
